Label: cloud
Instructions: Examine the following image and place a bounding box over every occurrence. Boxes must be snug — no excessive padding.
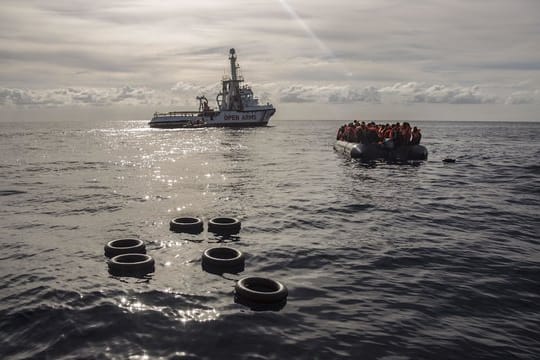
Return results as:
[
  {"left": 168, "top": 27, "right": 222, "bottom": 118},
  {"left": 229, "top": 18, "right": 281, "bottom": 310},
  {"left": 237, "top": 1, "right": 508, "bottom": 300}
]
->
[
  {"left": 504, "top": 90, "right": 540, "bottom": 104},
  {"left": 280, "top": 82, "right": 501, "bottom": 105},
  {"left": 279, "top": 85, "right": 316, "bottom": 103},
  {"left": 112, "top": 86, "right": 155, "bottom": 104},
  {"left": 171, "top": 81, "right": 220, "bottom": 96},
  {"left": 0, "top": 86, "right": 156, "bottom": 107},
  {"left": 328, "top": 86, "right": 381, "bottom": 104},
  {"left": 379, "top": 82, "right": 498, "bottom": 104},
  {"left": 0, "top": 88, "right": 41, "bottom": 106},
  {"left": 279, "top": 84, "right": 381, "bottom": 103},
  {"left": 2, "top": 82, "right": 537, "bottom": 109}
]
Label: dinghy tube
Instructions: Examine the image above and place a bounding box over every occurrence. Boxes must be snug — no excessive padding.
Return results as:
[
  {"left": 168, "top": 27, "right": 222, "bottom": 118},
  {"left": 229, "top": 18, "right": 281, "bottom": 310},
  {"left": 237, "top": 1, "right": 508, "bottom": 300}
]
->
[{"left": 334, "top": 140, "right": 428, "bottom": 162}]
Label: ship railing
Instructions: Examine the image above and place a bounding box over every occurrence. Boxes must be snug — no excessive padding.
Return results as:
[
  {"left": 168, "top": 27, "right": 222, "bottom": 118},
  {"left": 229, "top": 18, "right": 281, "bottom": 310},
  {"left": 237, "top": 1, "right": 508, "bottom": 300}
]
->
[{"left": 153, "top": 111, "right": 201, "bottom": 117}]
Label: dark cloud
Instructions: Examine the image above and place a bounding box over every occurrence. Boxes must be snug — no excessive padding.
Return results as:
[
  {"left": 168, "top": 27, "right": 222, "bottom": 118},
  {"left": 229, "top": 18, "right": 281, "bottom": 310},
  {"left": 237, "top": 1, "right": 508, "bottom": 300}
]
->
[{"left": 471, "top": 61, "right": 540, "bottom": 71}]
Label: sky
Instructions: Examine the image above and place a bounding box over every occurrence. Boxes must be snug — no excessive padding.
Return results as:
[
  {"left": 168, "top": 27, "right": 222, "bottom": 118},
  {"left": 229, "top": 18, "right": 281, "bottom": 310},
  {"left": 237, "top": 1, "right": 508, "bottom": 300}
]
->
[{"left": 1, "top": 0, "right": 539, "bottom": 121}]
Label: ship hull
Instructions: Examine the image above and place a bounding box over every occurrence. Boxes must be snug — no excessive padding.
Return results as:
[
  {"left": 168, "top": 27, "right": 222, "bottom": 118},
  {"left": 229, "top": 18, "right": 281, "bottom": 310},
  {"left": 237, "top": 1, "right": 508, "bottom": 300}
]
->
[{"left": 149, "top": 108, "right": 275, "bottom": 129}]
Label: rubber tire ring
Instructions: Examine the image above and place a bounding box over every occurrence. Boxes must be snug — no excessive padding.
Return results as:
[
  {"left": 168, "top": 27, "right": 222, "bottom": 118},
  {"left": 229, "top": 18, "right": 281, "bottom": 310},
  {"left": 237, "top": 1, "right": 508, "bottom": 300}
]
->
[
  {"left": 235, "top": 277, "right": 288, "bottom": 304},
  {"left": 108, "top": 253, "right": 155, "bottom": 275},
  {"left": 169, "top": 217, "right": 203, "bottom": 234},
  {"left": 104, "top": 238, "right": 146, "bottom": 258},
  {"left": 208, "top": 217, "right": 241, "bottom": 235},
  {"left": 202, "top": 247, "right": 245, "bottom": 269}
]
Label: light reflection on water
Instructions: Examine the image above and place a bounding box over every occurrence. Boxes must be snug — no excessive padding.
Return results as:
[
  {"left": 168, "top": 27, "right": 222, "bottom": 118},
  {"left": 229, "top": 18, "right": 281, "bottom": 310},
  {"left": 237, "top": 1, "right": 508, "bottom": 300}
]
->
[
  {"left": 176, "top": 308, "right": 220, "bottom": 323},
  {"left": 117, "top": 296, "right": 220, "bottom": 324}
]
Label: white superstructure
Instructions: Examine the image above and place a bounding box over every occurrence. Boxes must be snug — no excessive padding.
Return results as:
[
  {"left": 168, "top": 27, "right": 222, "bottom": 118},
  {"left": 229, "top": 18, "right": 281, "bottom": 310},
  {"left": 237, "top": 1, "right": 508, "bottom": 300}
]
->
[{"left": 149, "top": 48, "right": 275, "bottom": 128}]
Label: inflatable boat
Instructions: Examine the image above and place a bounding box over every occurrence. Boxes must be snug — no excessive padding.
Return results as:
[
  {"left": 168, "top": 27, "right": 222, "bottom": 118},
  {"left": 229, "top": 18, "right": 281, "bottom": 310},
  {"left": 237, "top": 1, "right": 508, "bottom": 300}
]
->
[{"left": 334, "top": 141, "right": 428, "bottom": 162}]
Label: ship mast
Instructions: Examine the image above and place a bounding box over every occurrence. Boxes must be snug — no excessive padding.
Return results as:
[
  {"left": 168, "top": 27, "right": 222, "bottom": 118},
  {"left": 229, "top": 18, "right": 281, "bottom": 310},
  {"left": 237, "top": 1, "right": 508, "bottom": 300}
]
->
[
  {"left": 217, "top": 48, "right": 244, "bottom": 111},
  {"left": 230, "top": 48, "right": 239, "bottom": 81}
]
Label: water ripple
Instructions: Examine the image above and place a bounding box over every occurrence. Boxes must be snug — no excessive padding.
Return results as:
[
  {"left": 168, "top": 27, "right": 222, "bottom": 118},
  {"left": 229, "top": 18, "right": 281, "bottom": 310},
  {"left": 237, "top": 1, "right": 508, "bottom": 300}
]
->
[{"left": 1, "top": 120, "right": 539, "bottom": 359}]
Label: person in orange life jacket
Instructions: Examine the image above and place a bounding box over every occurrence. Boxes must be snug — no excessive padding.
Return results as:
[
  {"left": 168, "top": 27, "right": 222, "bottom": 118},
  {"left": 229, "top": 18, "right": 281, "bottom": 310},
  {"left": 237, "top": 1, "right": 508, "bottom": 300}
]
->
[
  {"left": 344, "top": 123, "right": 355, "bottom": 141},
  {"left": 348, "top": 120, "right": 359, "bottom": 142},
  {"left": 337, "top": 121, "right": 421, "bottom": 145},
  {"left": 376, "top": 125, "right": 385, "bottom": 144},
  {"left": 366, "top": 123, "right": 378, "bottom": 143},
  {"left": 391, "top": 123, "right": 400, "bottom": 147},
  {"left": 353, "top": 125, "right": 363, "bottom": 143},
  {"left": 381, "top": 124, "right": 393, "bottom": 149},
  {"left": 411, "top": 127, "right": 422, "bottom": 145},
  {"left": 401, "top": 122, "right": 412, "bottom": 146},
  {"left": 383, "top": 125, "right": 393, "bottom": 140},
  {"left": 356, "top": 123, "right": 366, "bottom": 144},
  {"left": 336, "top": 125, "right": 345, "bottom": 140}
]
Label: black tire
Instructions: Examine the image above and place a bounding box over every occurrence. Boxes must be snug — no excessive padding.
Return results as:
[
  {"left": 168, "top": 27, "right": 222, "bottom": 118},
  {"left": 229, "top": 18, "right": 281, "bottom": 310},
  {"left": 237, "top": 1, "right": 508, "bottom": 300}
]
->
[
  {"left": 202, "top": 247, "right": 245, "bottom": 273},
  {"left": 108, "top": 253, "right": 155, "bottom": 276},
  {"left": 104, "top": 238, "right": 146, "bottom": 258},
  {"left": 169, "top": 217, "right": 203, "bottom": 234},
  {"left": 235, "top": 277, "right": 288, "bottom": 304},
  {"left": 208, "top": 217, "right": 241, "bottom": 235}
]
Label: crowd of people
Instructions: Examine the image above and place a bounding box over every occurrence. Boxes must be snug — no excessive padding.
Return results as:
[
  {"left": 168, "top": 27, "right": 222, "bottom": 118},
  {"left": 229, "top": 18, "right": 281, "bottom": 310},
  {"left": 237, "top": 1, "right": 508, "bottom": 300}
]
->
[{"left": 336, "top": 121, "right": 422, "bottom": 147}]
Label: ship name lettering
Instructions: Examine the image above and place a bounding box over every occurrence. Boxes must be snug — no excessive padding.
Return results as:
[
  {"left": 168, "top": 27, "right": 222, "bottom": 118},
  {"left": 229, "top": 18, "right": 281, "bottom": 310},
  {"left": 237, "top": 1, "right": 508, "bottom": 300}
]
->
[{"left": 242, "top": 114, "right": 256, "bottom": 120}]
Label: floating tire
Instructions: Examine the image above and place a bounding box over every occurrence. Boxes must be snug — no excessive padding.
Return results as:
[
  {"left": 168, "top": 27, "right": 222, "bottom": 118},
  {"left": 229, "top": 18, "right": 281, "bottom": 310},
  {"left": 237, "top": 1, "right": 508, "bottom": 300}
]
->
[
  {"left": 202, "top": 247, "right": 245, "bottom": 273},
  {"left": 169, "top": 217, "right": 203, "bottom": 234},
  {"left": 108, "top": 253, "right": 155, "bottom": 276},
  {"left": 208, "top": 217, "right": 241, "bottom": 235},
  {"left": 235, "top": 277, "right": 288, "bottom": 304},
  {"left": 104, "top": 238, "right": 146, "bottom": 258}
]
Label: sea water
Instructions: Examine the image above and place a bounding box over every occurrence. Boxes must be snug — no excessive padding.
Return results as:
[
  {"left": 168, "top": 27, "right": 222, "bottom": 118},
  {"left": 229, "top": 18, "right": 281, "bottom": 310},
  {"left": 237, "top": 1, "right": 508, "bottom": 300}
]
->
[{"left": 1, "top": 119, "right": 539, "bottom": 359}]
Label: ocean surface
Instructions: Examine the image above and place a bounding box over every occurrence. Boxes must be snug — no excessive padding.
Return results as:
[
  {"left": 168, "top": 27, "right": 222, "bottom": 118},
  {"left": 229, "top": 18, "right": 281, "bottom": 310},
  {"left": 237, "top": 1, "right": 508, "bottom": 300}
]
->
[{"left": 0, "top": 119, "right": 539, "bottom": 360}]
